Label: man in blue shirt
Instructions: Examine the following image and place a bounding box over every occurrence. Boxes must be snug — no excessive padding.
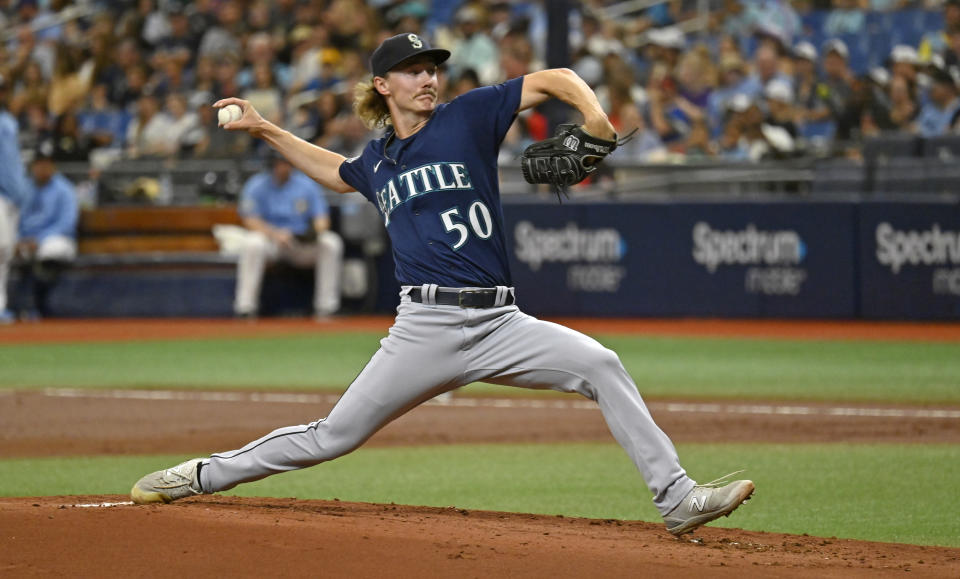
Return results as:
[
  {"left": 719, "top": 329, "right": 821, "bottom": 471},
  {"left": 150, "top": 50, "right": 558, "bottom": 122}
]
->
[
  {"left": 15, "top": 146, "right": 78, "bottom": 318},
  {"left": 917, "top": 66, "right": 960, "bottom": 137},
  {"left": 133, "top": 33, "right": 753, "bottom": 537},
  {"left": 0, "top": 74, "right": 29, "bottom": 324},
  {"left": 234, "top": 153, "right": 343, "bottom": 318}
]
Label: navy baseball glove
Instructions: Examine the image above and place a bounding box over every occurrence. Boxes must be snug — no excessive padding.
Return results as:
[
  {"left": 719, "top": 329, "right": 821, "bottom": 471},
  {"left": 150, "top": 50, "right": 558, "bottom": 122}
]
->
[{"left": 520, "top": 124, "right": 619, "bottom": 191}]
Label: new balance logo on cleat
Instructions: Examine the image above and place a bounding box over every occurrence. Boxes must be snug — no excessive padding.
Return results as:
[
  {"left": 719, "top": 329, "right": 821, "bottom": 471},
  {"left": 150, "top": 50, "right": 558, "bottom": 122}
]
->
[
  {"left": 663, "top": 472, "right": 754, "bottom": 536},
  {"left": 689, "top": 494, "right": 706, "bottom": 512}
]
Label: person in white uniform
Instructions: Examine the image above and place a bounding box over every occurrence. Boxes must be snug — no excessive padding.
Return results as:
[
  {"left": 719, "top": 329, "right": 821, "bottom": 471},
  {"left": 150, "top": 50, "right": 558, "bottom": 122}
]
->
[{"left": 234, "top": 152, "right": 343, "bottom": 319}]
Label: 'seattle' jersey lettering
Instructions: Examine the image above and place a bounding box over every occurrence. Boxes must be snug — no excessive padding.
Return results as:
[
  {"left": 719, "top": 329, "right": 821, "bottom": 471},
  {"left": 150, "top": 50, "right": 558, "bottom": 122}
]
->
[
  {"left": 375, "top": 162, "right": 473, "bottom": 225},
  {"left": 340, "top": 76, "right": 523, "bottom": 287}
]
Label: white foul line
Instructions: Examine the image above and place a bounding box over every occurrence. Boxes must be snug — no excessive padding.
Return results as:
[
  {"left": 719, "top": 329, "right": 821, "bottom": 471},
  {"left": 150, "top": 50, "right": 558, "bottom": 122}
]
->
[
  {"left": 72, "top": 501, "right": 134, "bottom": 508},
  {"left": 35, "top": 388, "right": 960, "bottom": 420}
]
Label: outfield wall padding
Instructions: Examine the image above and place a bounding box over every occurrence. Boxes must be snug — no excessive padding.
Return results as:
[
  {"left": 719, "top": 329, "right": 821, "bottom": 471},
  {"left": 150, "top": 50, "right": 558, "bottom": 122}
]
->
[{"left": 36, "top": 199, "right": 960, "bottom": 320}]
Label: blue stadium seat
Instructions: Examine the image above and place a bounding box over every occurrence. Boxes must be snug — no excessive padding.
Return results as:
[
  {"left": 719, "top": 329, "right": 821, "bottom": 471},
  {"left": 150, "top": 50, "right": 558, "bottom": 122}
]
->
[
  {"left": 801, "top": 10, "right": 829, "bottom": 36},
  {"left": 429, "top": 0, "right": 462, "bottom": 26},
  {"left": 889, "top": 10, "right": 927, "bottom": 48},
  {"left": 838, "top": 33, "right": 871, "bottom": 74}
]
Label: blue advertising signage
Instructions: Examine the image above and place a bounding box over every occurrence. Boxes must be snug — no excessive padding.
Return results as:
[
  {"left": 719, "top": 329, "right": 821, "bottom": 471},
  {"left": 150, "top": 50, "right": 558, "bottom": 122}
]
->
[
  {"left": 859, "top": 202, "right": 960, "bottom": 319},
  {"left": 504, "top": 201, "right": 858, "bottom": 318}
]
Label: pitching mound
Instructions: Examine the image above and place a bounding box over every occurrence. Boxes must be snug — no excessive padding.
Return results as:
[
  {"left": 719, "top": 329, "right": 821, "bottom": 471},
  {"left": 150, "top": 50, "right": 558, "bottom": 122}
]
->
[{"left": 2, "top": 496, "right": 957, "bottom": 578}]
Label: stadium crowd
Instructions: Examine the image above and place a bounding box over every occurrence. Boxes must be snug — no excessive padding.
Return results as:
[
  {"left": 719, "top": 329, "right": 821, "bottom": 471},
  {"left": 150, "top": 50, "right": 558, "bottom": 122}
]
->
[{"left": 1, "top": 0, "right": 959, "bottom": 169}]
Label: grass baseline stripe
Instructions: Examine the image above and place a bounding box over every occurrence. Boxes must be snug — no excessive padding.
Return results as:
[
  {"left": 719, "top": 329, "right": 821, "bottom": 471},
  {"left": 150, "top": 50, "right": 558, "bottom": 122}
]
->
[{"left": 33, "top": 388, "right": 960, "bottom": 419}]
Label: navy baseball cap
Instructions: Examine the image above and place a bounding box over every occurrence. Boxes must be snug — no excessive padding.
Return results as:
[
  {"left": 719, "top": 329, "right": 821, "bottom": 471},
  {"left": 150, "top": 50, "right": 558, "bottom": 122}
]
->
[{"left": 370, "top": 33, "right": 450, "bottom": 77}]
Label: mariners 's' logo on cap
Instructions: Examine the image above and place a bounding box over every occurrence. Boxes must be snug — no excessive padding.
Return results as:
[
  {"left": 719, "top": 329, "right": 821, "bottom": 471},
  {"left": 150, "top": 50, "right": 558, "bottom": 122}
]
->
[{"left": 408, "top": 34, "right": 423, "bottom": 49}]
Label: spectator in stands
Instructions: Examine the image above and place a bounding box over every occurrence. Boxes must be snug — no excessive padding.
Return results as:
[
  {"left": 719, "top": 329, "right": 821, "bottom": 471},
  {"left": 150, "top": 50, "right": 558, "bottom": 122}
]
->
[
  {"left": 18, "top": 102, "right": 51, "bottom": 153},
  {"left": 889, "top": 44, "right": 920, "bottom": 94},
  {"left": 447, "top": 68, "right": 481, "bottom": 99},
  {"left": 198, "top": 2, "right": 244, "bottom": 60},
  {"left": 190, "top": 56, "right": 218, "bottom": 103},
  {"left": 190, "top": 93, "right": 251, "bottom": 158},
  {"left": 287, "top": 26, "right": 324, "bottom": 94},
  {"left": 77, "top": 83, "right": 131, "bottom": 151},
  {"left": 443, "top": 3, "right": 500, "bottom": 86},
  {"left": 9, "top": 60, "right": 48, "bottom": 118},
  {"left": 239, "top": 32, "right": 292, "bottom": 93},
  {"left": 716, "top": 94, "right": 753, "bottom": 160},
  {"left": 943, "top": 26, "right": 960, "bottom": 68},
  {"left": 163, "top": 92, "right": 200, "bottom": 157},
  {"left": 680, "top": 118, "right": 714, "bottom": 159},
  {"left": 14, "top": 145, "right": 78, "bottom": 320},
  {"left": 792, "top": 41, "right": 821, "bottom": 115},
  {"left": 860, "top": 67, "right": 895, "bottom": 133},
  {"left": 234, "top": 153, "right": 343, "bottom": 320},
  {"left": 707, "top": 53, "right": 750, "bottom": 134},
  {"left": 919, "top": 0, "right": 960, "bottom": 62},
  {"left": 642, "top": 26, "right": 686, "bottom": 81},
  {"left": 155, "top": 5, "right": 199, "bottom": 68},
  {"left": 214, "top": 53, "right": 243, "bottom": 102},
  {"left": 49, "top": 111, "right": 90, "bottom": 162},
  {"left": 722, "top": 0, "right": 800, "bottom": 50},
  {"left": 648, "top": 74, "right": 696, "bottom": 145},
  {"left": 242, "top": 62, "right": 284, "bottom": 127},
  {"left": 916, "top": 65, "right": 960, "bottom": 135},
  {"left": 0, "top": 74, "right": 29, "bottom": 324},
  {"left": 48, "top": 43, "right": 94, "bottom": 117},
  {"left": 676, "top": 47, "right": 715, "bottom": 114},
  {"left": 740, "top": 43, "right": 792, "bottom": 101},
  {"left": 125, "top": 90, "right": 172, "bottom": 158},
  {"left": 614, "top": 97, "right": 667, "bottom": 162},
  {"left": 887, "top": 73, "right": 920, "bottom": 132},
  {"left": 116, "top": 64, "right": 151, "bottom": 112},
  {"left": 810, "top": 40, "right": 855, "bottom": 138},
  {"left": 824, "top": 0, "right": 865, "bottom": 36},
  {"left": 98, "top": 38, "right": 144, "bottom": 106},
  {"left": 763, "top": 79, "right": 799, "bottom": 137}
]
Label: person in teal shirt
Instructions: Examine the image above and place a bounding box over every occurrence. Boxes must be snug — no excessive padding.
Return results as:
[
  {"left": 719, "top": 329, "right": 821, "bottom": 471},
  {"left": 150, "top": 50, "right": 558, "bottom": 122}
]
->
[
  {"left": 234, "top": 153, "right": 343, "bottom": 319},
  {"left": 0, "top": 75, "right": 29, "bottom": 323},
  {"left": 15, "top": 147, "right": 78, "bottom": 319}
]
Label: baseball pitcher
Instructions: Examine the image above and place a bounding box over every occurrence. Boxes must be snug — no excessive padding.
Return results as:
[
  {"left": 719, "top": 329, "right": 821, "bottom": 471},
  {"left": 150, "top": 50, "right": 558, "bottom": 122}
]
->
[{"left": 132, "top": 33, "right": 753, "bottom": 536}]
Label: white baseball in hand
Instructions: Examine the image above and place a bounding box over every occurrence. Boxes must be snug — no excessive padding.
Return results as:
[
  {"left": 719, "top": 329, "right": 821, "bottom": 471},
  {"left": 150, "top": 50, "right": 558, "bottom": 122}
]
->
[{"left": 218, "top": 104, "right": 242, "bottom": 126}]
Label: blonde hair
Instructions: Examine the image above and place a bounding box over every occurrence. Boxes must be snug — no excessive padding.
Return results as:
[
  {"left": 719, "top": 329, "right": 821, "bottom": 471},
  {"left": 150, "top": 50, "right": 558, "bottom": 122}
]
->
[{"left": 353, "top": 79, "right": 392, "bottom": 129}]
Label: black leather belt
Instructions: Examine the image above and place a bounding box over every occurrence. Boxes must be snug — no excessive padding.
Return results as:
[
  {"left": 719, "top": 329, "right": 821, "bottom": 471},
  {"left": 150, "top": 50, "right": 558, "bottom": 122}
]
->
[{"left": 408, "top": 287, "right": 515, "bottom": 308}]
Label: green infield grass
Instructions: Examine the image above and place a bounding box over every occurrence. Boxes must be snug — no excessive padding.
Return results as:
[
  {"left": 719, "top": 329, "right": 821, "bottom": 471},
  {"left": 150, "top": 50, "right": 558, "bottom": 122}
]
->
[
  {"left": 2, "top": 443, "right": 957, "bottom": 547},
  {"left": 1, "top": 333, "right": 959, "bottom": 403}
]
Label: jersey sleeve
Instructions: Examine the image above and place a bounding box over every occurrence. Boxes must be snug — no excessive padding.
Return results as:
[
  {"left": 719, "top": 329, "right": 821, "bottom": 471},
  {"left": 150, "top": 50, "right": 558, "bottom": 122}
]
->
[
  {"left": 338, "top": 148, "right": 373, "bottom": 199},
  {"left": 450, "top": 77, "right": 524, "bottom": 146}
]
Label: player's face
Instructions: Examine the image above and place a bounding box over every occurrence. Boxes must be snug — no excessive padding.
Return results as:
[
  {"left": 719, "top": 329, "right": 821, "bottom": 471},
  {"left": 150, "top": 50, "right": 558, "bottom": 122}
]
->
[{"left": 383, "top": 57, "right": 439, "bottom": 114}]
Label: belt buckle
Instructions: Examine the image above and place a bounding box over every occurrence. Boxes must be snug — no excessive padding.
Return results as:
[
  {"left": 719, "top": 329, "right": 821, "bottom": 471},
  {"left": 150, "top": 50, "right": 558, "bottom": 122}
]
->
[{"left": 457, "top": 289, "right": 484, "bottom": 308}]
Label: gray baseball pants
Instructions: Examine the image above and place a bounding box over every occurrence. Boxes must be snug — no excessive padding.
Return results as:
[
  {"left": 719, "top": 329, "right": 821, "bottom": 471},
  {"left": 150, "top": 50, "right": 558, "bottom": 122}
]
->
[{"left": 200, "top": 287, "right": 696, "bottom": 516}]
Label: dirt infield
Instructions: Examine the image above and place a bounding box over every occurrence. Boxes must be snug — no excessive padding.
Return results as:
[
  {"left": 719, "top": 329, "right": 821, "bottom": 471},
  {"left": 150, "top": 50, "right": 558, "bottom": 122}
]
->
[
  {"left": 3, "top": 318, "right": 959, "bottom": 577},
  {"left": 2, "top": 496, "right": 958, "bottom": 578},
  {"left": 2, "top": 389, "right": 959, "bottom": 457}
]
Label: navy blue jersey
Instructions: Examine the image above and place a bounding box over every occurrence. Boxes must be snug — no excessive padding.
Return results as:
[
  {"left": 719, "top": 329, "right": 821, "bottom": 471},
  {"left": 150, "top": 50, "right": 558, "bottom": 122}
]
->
[{"left": 339, "top": 76, "right": 523, "bottom": 287}]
